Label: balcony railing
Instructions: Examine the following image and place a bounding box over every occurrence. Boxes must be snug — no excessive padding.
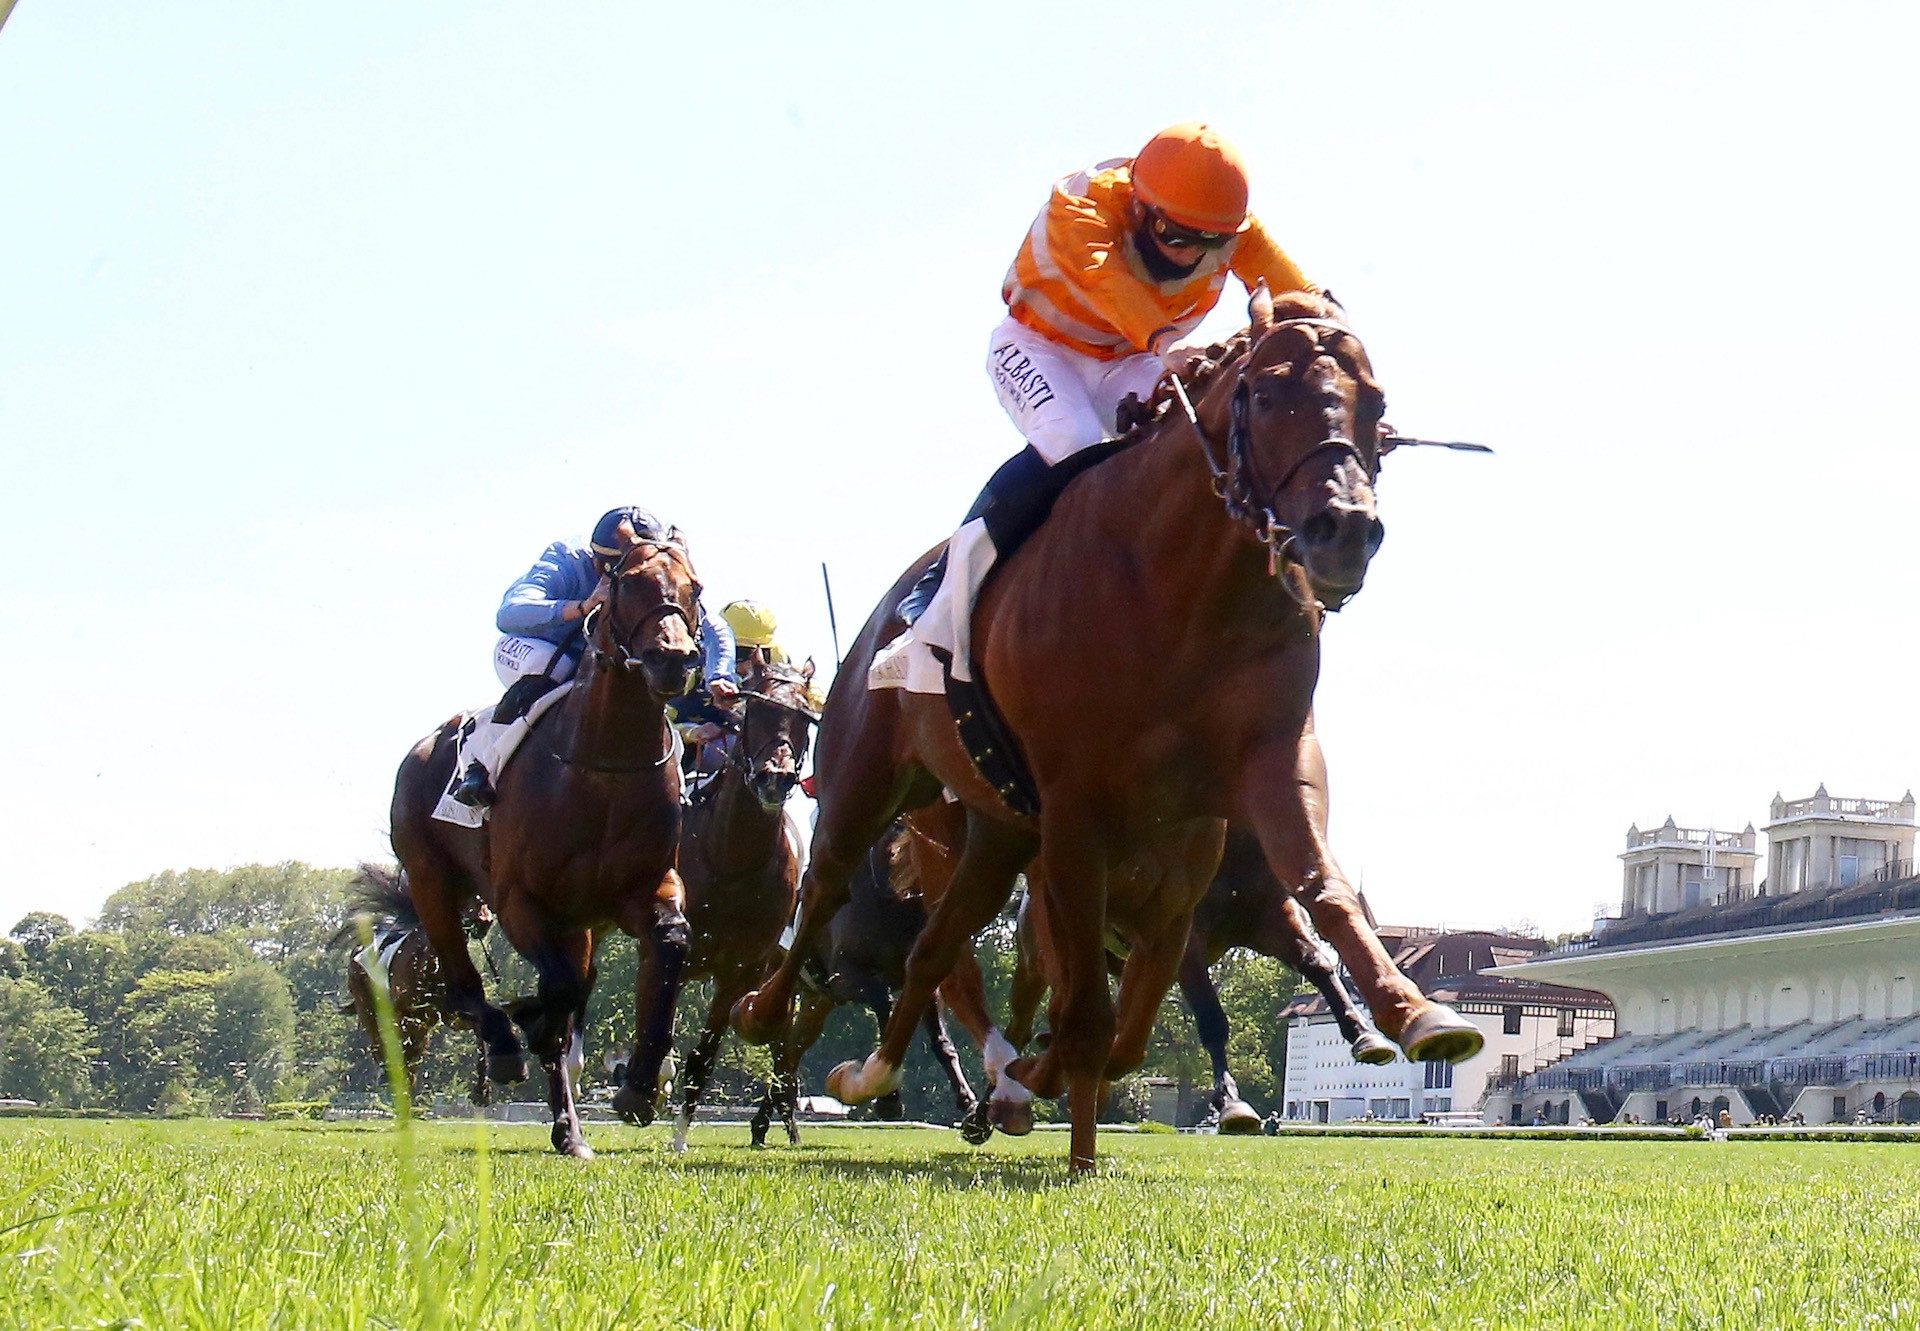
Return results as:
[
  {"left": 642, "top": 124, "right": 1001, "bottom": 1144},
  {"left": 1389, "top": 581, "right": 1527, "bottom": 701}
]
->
[
  {"left": 1627, "top": 826, "right": 1754, "bottom": 850},
  {"left": 1775, "top": 795, "right": 1913, "bottom": 822},
  {"left": 1515, "top": 1051, "right": 1920, "bottom": 1099}
]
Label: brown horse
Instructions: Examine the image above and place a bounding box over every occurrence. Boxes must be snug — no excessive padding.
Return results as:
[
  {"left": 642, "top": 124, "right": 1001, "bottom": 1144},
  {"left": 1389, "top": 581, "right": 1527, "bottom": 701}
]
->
[
  {"left": 662, "top": 655, "right": 818, "bottom": 1152},
  {"left": 1002, "top": 822, "right": 1394, "bottom": 1134},
  {"left": 389, "top": 537, "right": 703, "bottom": 1157},
  {"left": 336, "top": 864, "right": 495, "bottom": 1107},
  {"left": 754, "top": 823, "right": 983, "bottom": 1145},
  {"left": 738, "top": 288, "right": 1481, "bottom": 1170}
]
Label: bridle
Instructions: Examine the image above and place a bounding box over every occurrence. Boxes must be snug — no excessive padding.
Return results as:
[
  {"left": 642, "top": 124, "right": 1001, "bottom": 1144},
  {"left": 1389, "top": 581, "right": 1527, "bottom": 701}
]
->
[
  {"left": 719, "top": 669, "right": 820, "bottom": 794},
  {"left": 586, "top": 541, "right": 701, "bottom": 673},
  {"left": 1171, "top": 316, "right": 1378, "bottom": 613}
]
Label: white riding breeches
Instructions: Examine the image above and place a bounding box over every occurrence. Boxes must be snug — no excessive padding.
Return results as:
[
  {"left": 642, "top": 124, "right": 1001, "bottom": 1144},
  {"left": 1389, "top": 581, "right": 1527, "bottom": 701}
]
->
[
  {"left": 493, "top": 635, "right": 578, "bottom": 689},
  {"left": 985, "top": 315, "right": 1166, "bottom": 465}
]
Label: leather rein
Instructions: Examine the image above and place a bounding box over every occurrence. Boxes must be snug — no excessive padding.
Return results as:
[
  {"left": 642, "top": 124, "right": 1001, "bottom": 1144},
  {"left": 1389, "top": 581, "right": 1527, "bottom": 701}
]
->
[{"left": 1168, "top": 316, "right": 1376, "bottom": 614}]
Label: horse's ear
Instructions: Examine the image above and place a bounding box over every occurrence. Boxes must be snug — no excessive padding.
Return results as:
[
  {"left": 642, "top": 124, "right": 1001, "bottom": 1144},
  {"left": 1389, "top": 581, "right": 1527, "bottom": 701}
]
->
[
  {"left": 800, "top": 656, "right": 816, "bottom": 682},
  {"left": 750, "top": 645, "right": 767, "bottom": 671},
  {"left": 1249, "top": 279, "right": 1274, "bottom": 336}
]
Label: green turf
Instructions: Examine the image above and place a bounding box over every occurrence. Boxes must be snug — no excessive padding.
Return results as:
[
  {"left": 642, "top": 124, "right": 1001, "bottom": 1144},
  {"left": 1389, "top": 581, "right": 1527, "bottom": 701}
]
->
[{"left": 3, "top": 1118, "right": 1918, "bottom": 1329}]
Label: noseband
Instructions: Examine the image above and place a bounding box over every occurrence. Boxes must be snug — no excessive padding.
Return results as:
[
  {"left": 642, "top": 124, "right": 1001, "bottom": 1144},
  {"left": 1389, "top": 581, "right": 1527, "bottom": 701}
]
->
[{"left": 1172, "top": 317, "right": 1376, "bottom": 612}]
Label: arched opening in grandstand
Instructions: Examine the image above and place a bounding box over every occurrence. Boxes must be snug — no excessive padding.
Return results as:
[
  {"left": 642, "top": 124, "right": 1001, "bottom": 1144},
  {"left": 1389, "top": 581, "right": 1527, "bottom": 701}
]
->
[{"left": 1898, "top": 1092, "right": 1920, "bottom": 1124}]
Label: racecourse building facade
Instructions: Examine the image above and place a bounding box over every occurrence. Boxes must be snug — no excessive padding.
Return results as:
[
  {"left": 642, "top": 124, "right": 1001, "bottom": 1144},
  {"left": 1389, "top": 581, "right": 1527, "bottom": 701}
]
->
[
  {"left": 1490, "top": 787, "right": 1920, "bottom": 1125},
  {"left": 1279, "top": 928, "right": 1614, "bottom": 1123}
]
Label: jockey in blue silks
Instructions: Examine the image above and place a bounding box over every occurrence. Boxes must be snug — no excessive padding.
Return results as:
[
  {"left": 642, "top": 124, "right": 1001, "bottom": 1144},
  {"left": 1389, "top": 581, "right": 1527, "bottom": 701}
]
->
[{"left": 449, "top": 505, "right": 736, "bottom": 809}]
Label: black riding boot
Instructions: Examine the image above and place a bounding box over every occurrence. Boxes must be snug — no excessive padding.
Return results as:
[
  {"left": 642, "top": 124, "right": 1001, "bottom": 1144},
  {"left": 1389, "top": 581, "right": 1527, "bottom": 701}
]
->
[
  {"left": 897, "top": 446, "right": 1071, "bottom": 625},
  {"left": 449, "top": 675, "right": 562, "bottom": 809}
]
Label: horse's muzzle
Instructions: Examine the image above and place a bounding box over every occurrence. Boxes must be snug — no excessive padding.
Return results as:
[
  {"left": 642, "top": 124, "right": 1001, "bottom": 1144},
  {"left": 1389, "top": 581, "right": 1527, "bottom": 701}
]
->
[
  {"left": 749, "top": 766, "right": 800, "bottom": 810},
  {"left": 1298, "top": 506, "right": 1384, "bottom": 601},
  {"left": 635, "top": 650, "right": 699, "bottom": 698}
]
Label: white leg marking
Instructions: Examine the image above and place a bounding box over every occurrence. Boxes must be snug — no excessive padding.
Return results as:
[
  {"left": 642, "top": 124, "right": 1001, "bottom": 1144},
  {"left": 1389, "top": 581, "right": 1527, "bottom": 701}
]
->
[
  {"left": 671, "top": 1108, "right": 691, "bottom": 1154},
  {"left": 566, "top": 1029, "right": 586, "bottom": 1082},
  {"left": 984, "top": 1029, "right": 1033, "bottom": 1104}
]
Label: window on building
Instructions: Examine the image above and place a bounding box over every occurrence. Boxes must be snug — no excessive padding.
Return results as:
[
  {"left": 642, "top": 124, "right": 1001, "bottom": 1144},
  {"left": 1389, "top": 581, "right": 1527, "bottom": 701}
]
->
[
  {"left": 1682, "top": 877, "right": 1702, "bottom": 909},
  {"left": 1390, "top": 1098, "right": 1411, "bottom": 1120},
  {"left": 1839, "top": 855, "right": 1860, "bottom": 888},
  {"left": 1654, "top": 1099, "right": 1668, "bottom": 1123},
  {"left": 1501, "top": 1054, "right": 1520, "bottom": 1081},
  {"left": 1424, "top": 1060, "right": 1454, "bottom": 1090},
  {"left": 1833, "top": 1095, "right": 1848, "bottom": 1121},
  {"left": 1557, "top": 1008, "right": 1575, "bottom": 1038},
  {"left": 1503, "top": 1005, "right": 1523, "bottom": 1035}
]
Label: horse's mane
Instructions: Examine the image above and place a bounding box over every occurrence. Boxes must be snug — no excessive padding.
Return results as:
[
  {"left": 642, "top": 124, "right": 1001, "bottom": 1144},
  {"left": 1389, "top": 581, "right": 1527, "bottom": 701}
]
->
[
  {"left": 329, "top": 861, "right": 418, "bottom": 949},
  {"left": 1112, "top": 290, "right": 1344, "bottom": 444}
]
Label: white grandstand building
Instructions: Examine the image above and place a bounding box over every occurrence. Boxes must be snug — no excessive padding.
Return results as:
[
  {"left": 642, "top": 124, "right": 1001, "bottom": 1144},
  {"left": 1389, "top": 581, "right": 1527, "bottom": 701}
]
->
[{"left": 1488, "top": 786, "right": 1919, "bottom": 1125}]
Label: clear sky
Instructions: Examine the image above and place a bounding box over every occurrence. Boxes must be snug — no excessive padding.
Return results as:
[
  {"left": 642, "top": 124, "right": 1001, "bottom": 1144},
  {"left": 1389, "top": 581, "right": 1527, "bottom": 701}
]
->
[{"left": 3, "top": 2, "right": 1916, "bottom": 936}]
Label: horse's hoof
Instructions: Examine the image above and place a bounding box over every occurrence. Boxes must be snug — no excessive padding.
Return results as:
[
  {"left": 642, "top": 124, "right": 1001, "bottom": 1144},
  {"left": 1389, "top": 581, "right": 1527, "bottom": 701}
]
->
[
  {"left": 554, "top": 1130, "right": 594, "bottom": 1160},
  {"left": 784, "top": 1121, "right": 800, "bottom": 1146},
  {"left": 875, "top": 1093, "right": 906, "bottom": 1122},
  {"left": 825, "top": 1060, "right": 863, "bottom": 1104},
  {"left": 749, "top": 1114, "right": 770, "bottom": 1148},
  {"left": 989, "top": 1097, "right": 1034, "bottom": 1137},
  {"left": 487, "top": 1052, "right": 529, "bottom": 1085},
  {"left": 730, "top": 991, "right": 778, "bottom": 1046},
  {"left": 959, "top": 1104, "right": 994, "bottom": 1146},
  {"left": 1350, "top": 1030, "right": 1398, "bottom": 1066},
  {"left": 1398, "top": 1004, "right": 1485, "bottom": 1064},
  {"left": 612, "top": 1083, "right": 656, "bottom": 1126},
  {"left": 1218, "top": 1100, "right": 1263, "bottom": 1135}
]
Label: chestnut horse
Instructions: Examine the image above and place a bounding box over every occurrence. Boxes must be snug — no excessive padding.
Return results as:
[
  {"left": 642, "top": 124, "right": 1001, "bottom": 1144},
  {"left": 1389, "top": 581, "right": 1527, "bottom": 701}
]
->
[
  {"left": 1002, "top": 823, "right": 1393, "bottom": 1134},
  {"left": 754, "top": 823, "right": 983, "bottom": 1144},
  {"left": 661, "top": 656, "right": 817, "bottom": 1152},
  {"left": 335, "top": 864, "right": 494, "bottom": 1106},
  {"left": 389, "top": 537, "right": 703, "bottom": 1157},
  {"left": 738, "top": 288, "right": 1481, "bottom": 1170}
]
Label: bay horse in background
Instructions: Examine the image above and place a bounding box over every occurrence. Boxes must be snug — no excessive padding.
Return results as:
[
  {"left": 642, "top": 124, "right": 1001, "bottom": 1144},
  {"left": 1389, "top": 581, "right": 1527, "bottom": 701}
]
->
[
  {"left": 335, "top": 864, "right": 497, "bottom": 1107},
  {"left": 738, "top": 288, "right": 1482, "bottom": 1171},
  {"left": 660, "top": 654, "right": 818, "bottom": 1153},
  {"left": 388, "top": 536, "right": 704, "bottom": 1157},
  {"left": 755, "top": 822, "right": 983, "bottom": 1145},
  {"left": 1002, "top": 823, "right": 1393, "bottom": 1134}
]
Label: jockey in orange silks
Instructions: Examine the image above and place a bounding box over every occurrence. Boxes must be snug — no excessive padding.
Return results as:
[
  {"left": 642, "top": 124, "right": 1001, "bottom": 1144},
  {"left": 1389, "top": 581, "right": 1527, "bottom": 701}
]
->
[{"left": 878, "top": 122, "right": 1326, "bottom": 693}]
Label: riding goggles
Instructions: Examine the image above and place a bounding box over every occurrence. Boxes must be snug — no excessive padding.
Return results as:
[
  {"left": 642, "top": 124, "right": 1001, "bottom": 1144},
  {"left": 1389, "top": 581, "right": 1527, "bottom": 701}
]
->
[{"left": 1149, "top": 210, "right": 1233, "bottom": 251}]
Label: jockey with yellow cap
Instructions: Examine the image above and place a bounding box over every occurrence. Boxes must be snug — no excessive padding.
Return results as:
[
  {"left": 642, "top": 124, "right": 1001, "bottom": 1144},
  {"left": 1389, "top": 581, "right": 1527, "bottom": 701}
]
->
[{"left": 882, "top": 123, "right": 1325, "bottom": 693}]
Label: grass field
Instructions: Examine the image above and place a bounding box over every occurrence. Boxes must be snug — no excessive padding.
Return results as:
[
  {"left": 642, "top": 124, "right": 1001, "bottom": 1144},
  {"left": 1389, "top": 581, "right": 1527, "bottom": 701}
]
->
[{"left": 5, "top": 1119, "right": 1920, "bottom": 1330}]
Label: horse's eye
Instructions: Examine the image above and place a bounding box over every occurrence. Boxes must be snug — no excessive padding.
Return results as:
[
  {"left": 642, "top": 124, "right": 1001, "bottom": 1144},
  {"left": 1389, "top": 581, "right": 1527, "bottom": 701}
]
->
[{"left": 1252, "top": 388, "right": 1275, "bottom": 410}]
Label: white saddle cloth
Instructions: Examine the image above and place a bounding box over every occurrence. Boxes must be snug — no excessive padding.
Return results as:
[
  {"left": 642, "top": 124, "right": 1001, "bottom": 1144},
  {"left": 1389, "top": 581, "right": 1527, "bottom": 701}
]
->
[{"left": 429, "top": 682, "right": 576, "bottom": 828}]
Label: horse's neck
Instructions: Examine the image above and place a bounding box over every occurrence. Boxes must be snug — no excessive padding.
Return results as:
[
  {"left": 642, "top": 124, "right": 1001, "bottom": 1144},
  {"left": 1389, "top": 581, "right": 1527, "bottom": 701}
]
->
[
  {"left": 559, "top": 660, "right": 671, "bottom": 770},
  {"left": 697, "top": 773, "right": 790, "bottom": 882},
  {"left": 1052, "top": 384, "right": 1317, "bottom": 663}
]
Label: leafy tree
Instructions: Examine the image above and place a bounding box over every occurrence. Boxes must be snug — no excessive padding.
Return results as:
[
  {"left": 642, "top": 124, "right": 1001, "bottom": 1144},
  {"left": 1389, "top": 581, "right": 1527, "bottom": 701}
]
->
[
  {"left": 0, "top": 937, "right": 24, "bottom": 980},
  {"left": 0, "top": 976, "right": 98, "bottom": 1106},
  {"left": 9, "top": 911, "right": 74, "bottom": 964}
]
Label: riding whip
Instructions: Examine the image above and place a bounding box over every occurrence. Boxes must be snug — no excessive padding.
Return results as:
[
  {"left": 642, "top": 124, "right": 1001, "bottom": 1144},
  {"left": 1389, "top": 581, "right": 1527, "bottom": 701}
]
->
[{"left": 820, "top": 562, "right": 843, "bottom": 667}]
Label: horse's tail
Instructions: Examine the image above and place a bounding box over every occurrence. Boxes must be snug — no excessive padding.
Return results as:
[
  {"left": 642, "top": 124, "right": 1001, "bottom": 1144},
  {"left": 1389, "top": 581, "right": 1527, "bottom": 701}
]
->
[{"left": 330, "top": 861, "right": 421, "bottom": 950}]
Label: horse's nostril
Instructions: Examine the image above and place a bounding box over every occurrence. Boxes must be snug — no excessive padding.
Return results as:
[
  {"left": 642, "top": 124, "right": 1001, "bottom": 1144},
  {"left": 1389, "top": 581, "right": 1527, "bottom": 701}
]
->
[{"left": 1302, "top": 513, "right": 1340, "bottom": 547}]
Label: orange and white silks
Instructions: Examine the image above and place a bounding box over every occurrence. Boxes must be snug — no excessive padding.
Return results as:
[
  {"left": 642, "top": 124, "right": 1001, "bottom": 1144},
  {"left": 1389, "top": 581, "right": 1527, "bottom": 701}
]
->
[{"left": 1002, "top": 159, "right": 1314, "bottom": 363}]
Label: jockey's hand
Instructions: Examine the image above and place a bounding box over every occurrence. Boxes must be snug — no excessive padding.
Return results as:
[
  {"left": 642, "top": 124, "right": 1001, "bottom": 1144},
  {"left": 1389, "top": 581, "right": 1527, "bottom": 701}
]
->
[
  {"left": 706, "top": 677, "right": 740, "bottom": 706},
  {"left": 581, "top": 577, "right": 611, "bottom": 619},
  {"left": 689, "top": 722, "right": 727, "bottom": 746},
  {"left": 1159, "top": 343, "right": 1209, "bottom": 376}
]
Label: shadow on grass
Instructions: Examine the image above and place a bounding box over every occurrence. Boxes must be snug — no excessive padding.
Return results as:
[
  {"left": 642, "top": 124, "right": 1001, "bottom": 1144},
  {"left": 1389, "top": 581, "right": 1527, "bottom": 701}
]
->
[{"left": 423, "top": 1127, "right": 1078, "bottom": 1191}]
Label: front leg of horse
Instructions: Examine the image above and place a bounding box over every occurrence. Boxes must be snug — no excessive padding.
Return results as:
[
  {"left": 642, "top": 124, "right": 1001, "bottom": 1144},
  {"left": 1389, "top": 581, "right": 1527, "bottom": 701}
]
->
[
  {"left": 616, "top": 875, "right": 690, "bottom": 1125},
  {"left": 674, "top": 981, "right": 744, "bottom": 1153},
  {"left": 732, "top": 852, "right": 855, "bottom": 1047},
  {"left": 1174, "top": 944, "right": 1260, "bottom": 1134},
  {"left": 1278, "top": 899, "right": 1395, "bottom": 1065},
  {"left": 1240, "top": 739, "right": 1481, "bottom": 1064},
  {"left": 1003, "top": 816, "right": 1113, "bottom": 1174},
  {"left": 825, "top": 816, "right": 1034, "bottom": 1109}
]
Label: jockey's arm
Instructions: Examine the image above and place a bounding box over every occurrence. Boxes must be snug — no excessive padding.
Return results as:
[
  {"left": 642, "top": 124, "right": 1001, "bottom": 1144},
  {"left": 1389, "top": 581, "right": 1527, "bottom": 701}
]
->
[
  {"left": 698, "top": 601, "right": 736, "bottom": 689},
  {"left": 496, "top": 543, "right": 593, "bottom": 640},
  {"left": 1227, "top": 216, "right": 1320, "bottom": 304}
]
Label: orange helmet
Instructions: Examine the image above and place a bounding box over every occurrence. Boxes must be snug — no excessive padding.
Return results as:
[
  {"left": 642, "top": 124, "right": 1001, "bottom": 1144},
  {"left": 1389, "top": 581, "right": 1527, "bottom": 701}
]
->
[{"left": 1130, "top": 122, "right": 1252, "bottom": 235}]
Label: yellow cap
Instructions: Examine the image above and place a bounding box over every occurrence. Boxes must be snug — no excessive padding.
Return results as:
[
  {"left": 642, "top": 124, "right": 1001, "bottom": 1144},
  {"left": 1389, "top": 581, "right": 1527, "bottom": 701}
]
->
[{"left": 722, "top": 599, "right": 779, "bottom": 648}]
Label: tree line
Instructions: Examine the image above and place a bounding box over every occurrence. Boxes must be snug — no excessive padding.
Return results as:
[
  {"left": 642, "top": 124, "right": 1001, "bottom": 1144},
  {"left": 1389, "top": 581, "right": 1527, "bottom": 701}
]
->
[{"left": 1, "top": 863, "right": 1304, "bottom": 1121}]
